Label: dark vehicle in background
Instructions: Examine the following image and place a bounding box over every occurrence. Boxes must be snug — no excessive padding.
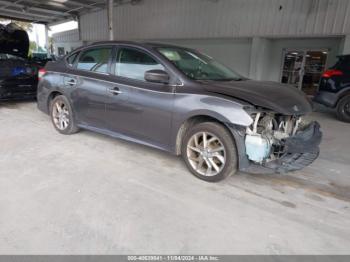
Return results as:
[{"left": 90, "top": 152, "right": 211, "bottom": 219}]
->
[
  {"left": 314, "top": 55, "right": 350, "bottom": 122},
  {"left": 30, "top": 52, "right": 57, "bottom": 67},
  {"left": 37, "top": 41, "right": 322, "bottom": 182},
  {"left": 0, "top": 23, "right": 38, "bottom": 101}
]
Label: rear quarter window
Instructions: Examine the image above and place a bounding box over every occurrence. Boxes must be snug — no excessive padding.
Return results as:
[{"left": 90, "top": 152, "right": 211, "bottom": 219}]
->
[
  {"left": 66, "top": 52, "right": 79, "bottom": 66},
  {"left": 76, "top": 48, "right": 112, "bottom": 74}
]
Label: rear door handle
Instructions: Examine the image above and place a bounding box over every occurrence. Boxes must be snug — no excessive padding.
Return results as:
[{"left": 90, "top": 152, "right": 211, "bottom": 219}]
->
[
  {"left": 64, "top": 77, "right": 77, "bottom": 86},
  {"left": 108, "top": 87, "right": 123, "bottom": 95}
]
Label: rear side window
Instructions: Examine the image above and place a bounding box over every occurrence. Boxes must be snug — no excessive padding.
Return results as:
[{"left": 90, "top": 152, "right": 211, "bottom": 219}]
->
[
  {"left": 113, "top": 48, "right": 164, "bottom": 81},
  {"left": 67, "top": 52, "right": 79, "bottom": 65},
  {"left": 77, "top": 47, "right": 112, "bottom": 74}
]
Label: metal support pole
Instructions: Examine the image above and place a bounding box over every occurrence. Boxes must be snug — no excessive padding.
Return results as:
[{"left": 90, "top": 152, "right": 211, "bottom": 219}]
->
[
  {"left": 77, "top": 15, "right": 82, "bottom": 42},
  {"left": 107, "top": 0, "right": 114, "bottom": 40},
  {"left": 44, "top": 24, "right": 50, "bottom": 55}
]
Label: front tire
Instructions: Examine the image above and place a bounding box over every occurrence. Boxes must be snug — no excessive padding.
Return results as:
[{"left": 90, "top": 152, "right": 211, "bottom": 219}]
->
[
  {"left": 50, "top": 95, "right": 79, "bottom": 134},
  {"left": 181, "top": 122, "right": 238, "bottom": 182},
  {"left": 336, "top": 95, "right": 350, "bottom": 123}
]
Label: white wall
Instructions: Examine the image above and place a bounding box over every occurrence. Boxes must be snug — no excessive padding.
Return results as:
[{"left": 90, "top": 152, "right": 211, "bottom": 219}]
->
[
  {"left": 52, "top": 29, "right": 82, "bottom": 55},
  {"left": 76, "top": 0, "right": 347, "bottom": 82},
  {"left": 62, "top": 0, "right": 346, "bottom": 81},
  {"left": 80, "top": 10, "right": 108, "bottom": 41},
  {"left": 340, "top": 35, "right": 350, "bottom": 54},
  {"left": 53, "top": 42, "right": 82, "bottom": 56},
  {"left": 52, "top": 29, "right": 79, "bottom": 43}
]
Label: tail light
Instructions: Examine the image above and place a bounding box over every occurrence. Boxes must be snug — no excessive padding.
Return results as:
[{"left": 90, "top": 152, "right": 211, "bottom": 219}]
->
[
  {"left": 38, "top": 68, "right": 47, "bottom": 80},
  {"left": 322, "top": 69, "right": 343, "bottom": 78}
]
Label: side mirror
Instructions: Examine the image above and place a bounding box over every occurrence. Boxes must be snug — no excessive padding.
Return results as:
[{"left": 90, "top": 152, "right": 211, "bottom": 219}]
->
[{"left": 144, "top": 69, "right": 169, "bottom": 84}]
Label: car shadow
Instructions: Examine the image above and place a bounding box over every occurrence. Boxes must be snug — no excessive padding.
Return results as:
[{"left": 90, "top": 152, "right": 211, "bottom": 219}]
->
[
  {"left": 312, "top": 102, "right": 337, "bottom": 120},
  {"left": 0, "top": 99, "right": 36, "bottom": 109}
]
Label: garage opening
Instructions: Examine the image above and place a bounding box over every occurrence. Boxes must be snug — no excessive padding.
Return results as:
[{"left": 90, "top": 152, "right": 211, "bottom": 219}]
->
[{"left": 281, "top": 49, "right": 328, "bottom": 95}]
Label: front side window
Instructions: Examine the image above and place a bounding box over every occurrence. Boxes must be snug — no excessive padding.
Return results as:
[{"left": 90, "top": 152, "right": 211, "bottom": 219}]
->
[
  {"left": 157, "top": 47, "right": 241, "bottom": 81},
  {"left": 114, "top": 48, "right": 164, "bottom": 81},
  {"left": 77, "top": 47, "right": 112, "bottom": 74}
]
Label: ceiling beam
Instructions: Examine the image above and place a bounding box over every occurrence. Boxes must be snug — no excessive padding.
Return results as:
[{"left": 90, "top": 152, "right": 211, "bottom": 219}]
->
[
  {"left": 0, "top": 12, "right": 50, "bottom": 23},
  {"left": 0, "top": 0, "right": 107, "bottom": 25},
  {"left": 24, "top": 0, "right": 70, "bottom": 11},
  {"left": 62, "top": 0, "right": 103, "bottom": 9},
  {"left": 29, "top": 0, "right": 104, "bottom": 10},
  {"left": 48, "top": 17, "right": 75, "bottom": 27},
  {"left": 23, "top": 0, "right": 106, "bottom": 16},
  {"left": 0, "top": 8, "right": 62, "bottom": 20},
  {"left": 0, "top": 0, "right": 70, "bottom": 17},
  {"left": 0, "top": 14, "right": 36, "bottom": 22}
]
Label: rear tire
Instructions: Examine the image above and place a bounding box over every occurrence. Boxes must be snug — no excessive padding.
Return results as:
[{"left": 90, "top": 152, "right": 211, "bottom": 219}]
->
[
  {"left": 50, "top": 95, "right": 79, "bottom": 134},
  {"left": 336, "top": 95, "right": 350, "bottom": 123},
  {"left": 181, "top": 122, "right": 238, "bottom": 182}
]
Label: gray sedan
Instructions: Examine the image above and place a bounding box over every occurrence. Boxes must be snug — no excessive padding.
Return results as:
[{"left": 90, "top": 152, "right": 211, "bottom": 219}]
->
[{"left": 37, "top": 41, "right": 321, "bottom": 182}]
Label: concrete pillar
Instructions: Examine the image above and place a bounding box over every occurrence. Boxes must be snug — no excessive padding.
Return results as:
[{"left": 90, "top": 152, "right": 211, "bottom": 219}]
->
[
  {"left": 249, "top": 37, "right": 272, "bottom": 81},
  {"left": 107, "top": 0, "right": 114, "bottom": 40},
  {"left": 340, "top": 35, "right": 350, "bottom": 55}
]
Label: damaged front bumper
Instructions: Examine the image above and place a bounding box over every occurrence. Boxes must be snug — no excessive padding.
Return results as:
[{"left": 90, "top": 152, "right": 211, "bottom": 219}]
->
[
  {"left": 230, "top": 121, "right": 322, "bottom": 174},
  {"left": 263, "top": 121, "right": 321, "bottom": 173}
]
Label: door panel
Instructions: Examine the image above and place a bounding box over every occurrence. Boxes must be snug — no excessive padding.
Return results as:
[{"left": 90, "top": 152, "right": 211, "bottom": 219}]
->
[
  {"left": 128, "top": 85, "right": 174, "bottom": 148},
  {"left": 70, "top": 74, "right": 109, "bottom": 127},
  {"left": 67, "top": 46, "right": 116, "bottom": 128},
  {"left": 104, "top": 78, "right": 133, "bottom": 135},
  {"left": 105, "top": 77, "right": 174, "bottom": 147},
  {"left": 105, "top": 46, "right": 174, "bottom": 148}
]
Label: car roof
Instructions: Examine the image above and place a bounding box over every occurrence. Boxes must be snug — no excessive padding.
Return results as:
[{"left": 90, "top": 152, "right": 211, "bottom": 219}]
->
[
  {"left": 63, "top": 41, "right": 195, "bottom": 62},
  {"left": 82, "top": 40, "right": 191, "bottom": 50}
]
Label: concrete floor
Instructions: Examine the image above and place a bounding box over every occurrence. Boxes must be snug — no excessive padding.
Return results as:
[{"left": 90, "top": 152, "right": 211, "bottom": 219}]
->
[{"left": 0, "top": 101, "right": 350, "bottom": 255}]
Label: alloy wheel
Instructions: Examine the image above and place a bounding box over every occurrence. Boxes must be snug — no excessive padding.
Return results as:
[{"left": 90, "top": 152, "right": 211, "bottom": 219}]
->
[
  {"left": 186, "top": 132, "right": 226, "bottom": 176},
  {"left": 344, "top": 102, "right": 350, "bottom": 117},
  {"left": 52, "top": 100, "right": 70, "bottom": 130}
]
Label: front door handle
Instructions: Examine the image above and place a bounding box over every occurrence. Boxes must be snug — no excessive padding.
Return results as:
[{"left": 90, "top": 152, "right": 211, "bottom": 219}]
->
[{"left": 108, "top": 87, "right": 123, "bottom": 95}]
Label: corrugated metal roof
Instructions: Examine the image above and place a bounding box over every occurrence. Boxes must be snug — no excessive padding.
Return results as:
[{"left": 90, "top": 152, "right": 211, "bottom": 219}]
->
[{"left": 0, "top": 0, "right": 106, "bottom": 24}]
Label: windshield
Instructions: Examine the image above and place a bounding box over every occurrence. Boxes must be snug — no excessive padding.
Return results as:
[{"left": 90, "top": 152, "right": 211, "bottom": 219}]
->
[{"left": 157, "top": 47, "right": 242, "bottom": 81}]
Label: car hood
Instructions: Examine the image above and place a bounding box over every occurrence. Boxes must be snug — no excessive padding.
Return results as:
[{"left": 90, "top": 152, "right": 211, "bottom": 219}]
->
[
  {"left": 0, "top": 23, "right": 29, "bottom": 58},
  {"left": 200, "top": 79, "right": 312, "bottom": 115}
]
